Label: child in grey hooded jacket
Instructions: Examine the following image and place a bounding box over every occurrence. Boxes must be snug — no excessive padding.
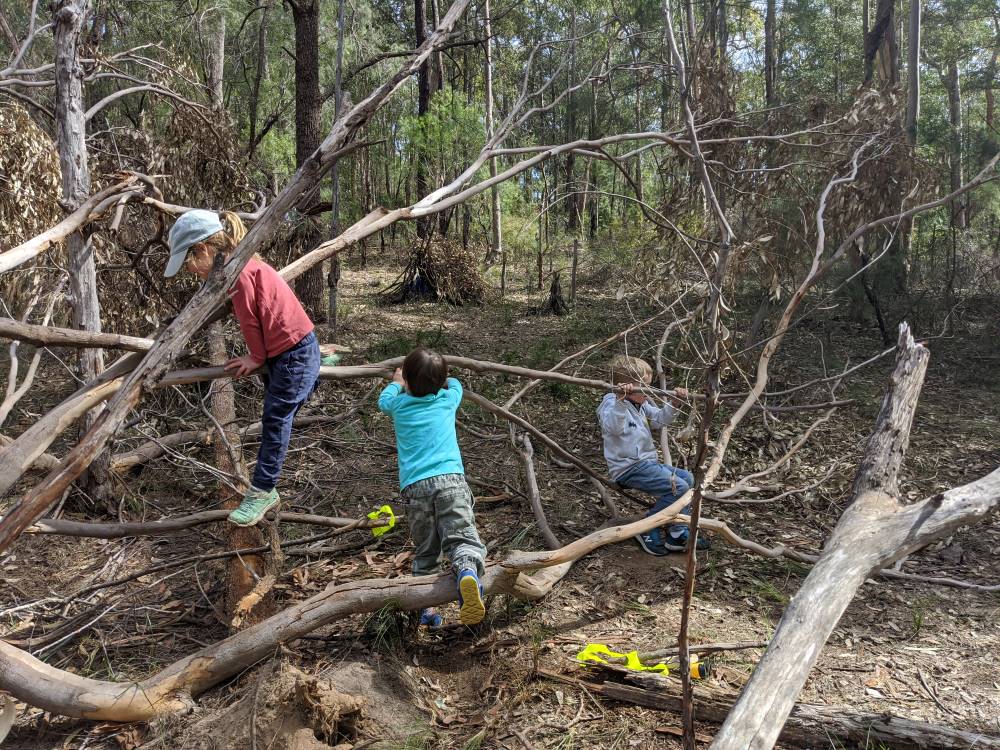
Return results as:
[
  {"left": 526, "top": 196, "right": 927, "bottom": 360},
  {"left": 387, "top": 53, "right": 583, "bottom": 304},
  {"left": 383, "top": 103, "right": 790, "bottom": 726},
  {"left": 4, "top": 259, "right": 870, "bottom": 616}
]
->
[{"left": 597, "top": 355, "right": 709, "bottom": 555}]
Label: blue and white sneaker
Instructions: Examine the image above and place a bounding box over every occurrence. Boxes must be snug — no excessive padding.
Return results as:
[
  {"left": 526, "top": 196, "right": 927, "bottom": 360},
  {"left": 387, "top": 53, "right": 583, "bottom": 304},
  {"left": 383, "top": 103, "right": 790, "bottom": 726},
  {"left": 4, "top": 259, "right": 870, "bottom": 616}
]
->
[
  {"left": 635, "top": 528, "right": 671, "bottom": 556},
  {"left": 419, "top": 608, "right": 443, "bottom": 628},
  {"left": 457, "top": 569, "right": 486, "bottom": 625},
  {"left": 663, "top": 527, "right": 712, "bottom": 553}
]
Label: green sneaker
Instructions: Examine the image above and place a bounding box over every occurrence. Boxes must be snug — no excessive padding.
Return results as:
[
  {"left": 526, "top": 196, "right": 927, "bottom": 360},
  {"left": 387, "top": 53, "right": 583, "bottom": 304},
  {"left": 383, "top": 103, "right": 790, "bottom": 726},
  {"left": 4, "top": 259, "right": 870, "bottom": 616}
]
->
[{"left": 228, "top": 486, "right": 280, "bottom": 527}]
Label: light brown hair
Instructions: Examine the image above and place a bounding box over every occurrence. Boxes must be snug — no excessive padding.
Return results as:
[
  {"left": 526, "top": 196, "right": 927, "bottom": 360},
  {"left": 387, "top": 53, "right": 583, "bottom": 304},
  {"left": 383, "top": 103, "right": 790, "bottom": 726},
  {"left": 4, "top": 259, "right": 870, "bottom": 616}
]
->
[{"left": 610, "top": 355, "right": 653, "bottom": 385}]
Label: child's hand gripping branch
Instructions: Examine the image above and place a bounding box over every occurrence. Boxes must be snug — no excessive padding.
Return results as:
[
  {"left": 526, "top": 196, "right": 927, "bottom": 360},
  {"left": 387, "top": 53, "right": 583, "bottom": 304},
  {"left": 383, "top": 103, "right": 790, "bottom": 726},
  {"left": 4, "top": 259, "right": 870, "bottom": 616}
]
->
[
  {"left": 165, "top": 209, "right": 320, "bottom": 527},
  {"left": 599, "top": 355, "right": 707, "bottom": 556},
  {"left": 378, "top": 349, "right": 488, "bottom": 627}
]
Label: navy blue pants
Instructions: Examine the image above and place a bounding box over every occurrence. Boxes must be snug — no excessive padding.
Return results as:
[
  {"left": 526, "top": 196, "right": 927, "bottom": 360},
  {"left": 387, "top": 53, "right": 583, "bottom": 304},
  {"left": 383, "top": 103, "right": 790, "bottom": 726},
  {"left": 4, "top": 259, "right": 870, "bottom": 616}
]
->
[
  {"left": 617, "top": 460, "right": 695, "bottom": 540},
  {"left": 252, "top": 331, "right": 320, "bottom": 491}
]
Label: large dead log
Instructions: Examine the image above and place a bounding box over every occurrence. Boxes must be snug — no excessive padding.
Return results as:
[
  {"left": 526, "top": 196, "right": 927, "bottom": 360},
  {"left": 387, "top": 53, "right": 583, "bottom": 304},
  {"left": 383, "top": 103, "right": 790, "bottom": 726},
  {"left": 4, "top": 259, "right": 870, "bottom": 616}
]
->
[
  {"left": 539, "top": 668, "right": 1000, "bottom": 750},
  {"left": 0, "top": 496, "right": 693, "bottom": 721},
  {"left": 710, "top": 324, "right": 1000, "bottom": 750},
  {"left": 0, "top": 0, "right": 473, "bottom": 555}
]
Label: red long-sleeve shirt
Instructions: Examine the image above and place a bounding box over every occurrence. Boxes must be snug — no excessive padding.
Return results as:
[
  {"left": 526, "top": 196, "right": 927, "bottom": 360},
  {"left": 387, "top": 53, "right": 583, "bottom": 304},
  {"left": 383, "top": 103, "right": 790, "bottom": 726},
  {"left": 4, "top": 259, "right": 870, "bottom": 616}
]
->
[{"left": 230, "top": 258, "right": 314, "bottom": 362}]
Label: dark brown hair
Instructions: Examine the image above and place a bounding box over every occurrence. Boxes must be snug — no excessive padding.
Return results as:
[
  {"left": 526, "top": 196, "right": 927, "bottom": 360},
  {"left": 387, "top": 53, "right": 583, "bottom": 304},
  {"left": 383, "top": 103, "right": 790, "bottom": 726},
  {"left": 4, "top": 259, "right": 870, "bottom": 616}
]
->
[{"left": 402, "top": 347, "right": 447, "bottom": 397}]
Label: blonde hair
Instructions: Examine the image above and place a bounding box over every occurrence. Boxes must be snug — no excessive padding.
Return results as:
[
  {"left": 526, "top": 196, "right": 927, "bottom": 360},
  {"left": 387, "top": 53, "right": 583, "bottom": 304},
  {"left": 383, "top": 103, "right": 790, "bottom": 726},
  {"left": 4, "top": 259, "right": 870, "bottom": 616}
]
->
[
  {"left": 610, "top": 355, "right": 653, "bottom": 385},
  {"left": 193, "top": 211, "right": 265, "bottom": 263},
  {"left": 196, "top": 210, "right": 246, "bottom": 255}
]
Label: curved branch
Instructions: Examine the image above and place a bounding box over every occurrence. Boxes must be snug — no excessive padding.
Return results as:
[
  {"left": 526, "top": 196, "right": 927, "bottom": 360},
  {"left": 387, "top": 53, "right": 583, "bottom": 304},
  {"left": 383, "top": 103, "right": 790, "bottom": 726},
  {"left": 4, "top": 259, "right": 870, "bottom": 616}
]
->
[{"left": 0, "top": 178, "right": 138, "bottom": 274}]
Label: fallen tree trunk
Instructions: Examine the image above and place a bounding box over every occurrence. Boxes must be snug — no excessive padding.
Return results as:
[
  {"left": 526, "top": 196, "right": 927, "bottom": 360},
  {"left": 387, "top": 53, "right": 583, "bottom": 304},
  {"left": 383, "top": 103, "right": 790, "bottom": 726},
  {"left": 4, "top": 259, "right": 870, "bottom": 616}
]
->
[
  {"left": 7, "top": 510, "right": 382, "bottom": 538},
  {"left": 539, "top": 668, "right": 1000, "bottom": 750},
  {"left": 710, "top": 324, "right": 1000, "bottom": 750},
  {"left": 0, "top": 494, "right": 692, "bottom": 721}
]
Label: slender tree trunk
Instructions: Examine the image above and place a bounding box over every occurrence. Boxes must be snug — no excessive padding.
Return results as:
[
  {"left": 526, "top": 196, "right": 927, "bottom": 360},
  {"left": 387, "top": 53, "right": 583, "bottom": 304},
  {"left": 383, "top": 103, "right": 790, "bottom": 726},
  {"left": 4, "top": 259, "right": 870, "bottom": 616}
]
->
[
  {"left": 206, "top": 8, "right": 226, "bottom": 110},
  {"left": 207, "top": 327, "right": 273, "bottom": 625},
  {"left": 944, "top": 61, "right": 966, "bottom": 229},
  {"left": 54, "top": 0, "right": 108, "bottom": 499},
  {"left": 201, "top": 10, "right": 272, "bottom": 624},
  {"left": 484, "top": 0, "right": 503, "bottom": 286},
  {"left": 415, "top": 0, "right": 431, "bottom": 238},
  {"left": 565, "top": 9, "right": 579, "bottom": 233},
  {"left": 247, "top": 0, "right": 271, "bottom": 157},
  {"left": 289, "top": 0, "right": 325, "bottom": 320},
  {"left": 904, "top": 0, "right": 920, "bottom": 145},
  {"left": 328, "top": 0, "right": 347, "bottom": 334},
  {"left": 986, "top": 51, "right": 997, "bottom": 137},
  {"left": 764, "top": 0, "right": 777, "bottom": 108}
]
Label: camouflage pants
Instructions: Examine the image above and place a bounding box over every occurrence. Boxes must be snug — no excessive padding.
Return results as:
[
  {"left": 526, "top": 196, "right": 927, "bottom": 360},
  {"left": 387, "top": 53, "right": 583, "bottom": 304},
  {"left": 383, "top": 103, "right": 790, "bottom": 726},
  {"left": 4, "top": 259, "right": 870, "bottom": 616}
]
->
[{"left": 401, "top": 473, "right": 486, "bottom": 578}]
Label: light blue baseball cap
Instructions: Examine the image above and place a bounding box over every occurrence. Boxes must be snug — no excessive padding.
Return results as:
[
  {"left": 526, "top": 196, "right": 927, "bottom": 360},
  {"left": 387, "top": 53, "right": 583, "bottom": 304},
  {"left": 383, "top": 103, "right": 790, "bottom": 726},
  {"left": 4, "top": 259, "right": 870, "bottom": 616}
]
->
[{"left": 165, "top": 209, "right": 224, "bottom": 277}]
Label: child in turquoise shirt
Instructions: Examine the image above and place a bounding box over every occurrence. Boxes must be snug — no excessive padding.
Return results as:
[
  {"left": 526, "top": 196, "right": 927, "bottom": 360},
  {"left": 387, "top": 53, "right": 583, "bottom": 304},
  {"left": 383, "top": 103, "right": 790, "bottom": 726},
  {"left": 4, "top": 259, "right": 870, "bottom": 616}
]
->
[{"left": 378, "top": 348, "right": 487, "bottom": 626}]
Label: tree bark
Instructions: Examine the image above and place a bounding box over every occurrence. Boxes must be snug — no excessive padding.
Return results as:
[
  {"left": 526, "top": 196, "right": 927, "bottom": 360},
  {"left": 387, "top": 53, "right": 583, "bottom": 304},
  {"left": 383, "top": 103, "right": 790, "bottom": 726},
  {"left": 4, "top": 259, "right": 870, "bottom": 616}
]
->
[
  {"left": 904, "top": 0, "right": 920, "bottom": 145},
  {"left": 289, "top": 0, "right": 325, "bottom": 320},
  {"left": 710, "top": 325, "right": 1000, "bottom": 749},
  {"left": 206, "top": 325, "right": 273, "bottom": 625},
  {"left": 944, "top": 61, "right": 966, "bottom": 229},
  {"left": 483, "top": 0, "right": 503, "bottom": 282},
  {"left": 205, "top": 7, "right": 226, "bottom": 110},
  {"left": 414, "top": 0, "right": 431, "bottom": 238},
  {"left": 53, "top": 0, "right": 108, "bottom": 499},
  {"left": 764, "top": 0, "right": 777, "bottom": 108},
  {"left": 328, "top": 0, "right": 347, "bottom": 333},
  {"left": 864, "top": 0, "right": 898, "bottom": 86},
  {"left": 247, "top": 0, "right": 271, "bottom": 157}
]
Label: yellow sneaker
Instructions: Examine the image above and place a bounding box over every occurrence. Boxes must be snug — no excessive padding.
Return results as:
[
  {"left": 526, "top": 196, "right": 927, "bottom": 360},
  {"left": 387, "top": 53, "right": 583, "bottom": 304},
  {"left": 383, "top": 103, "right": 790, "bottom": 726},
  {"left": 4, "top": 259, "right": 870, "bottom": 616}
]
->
[{"left": 458, "top": 569, "right": 485, "bottom": 625}]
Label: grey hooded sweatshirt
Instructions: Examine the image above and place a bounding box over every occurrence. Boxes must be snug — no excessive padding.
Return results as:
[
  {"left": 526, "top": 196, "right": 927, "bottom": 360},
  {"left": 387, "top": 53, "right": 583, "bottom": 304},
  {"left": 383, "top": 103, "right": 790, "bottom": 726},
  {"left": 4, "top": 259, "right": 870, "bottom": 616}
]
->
[{"left": 597, "top": 393, "right": 675, "bottom": 480}]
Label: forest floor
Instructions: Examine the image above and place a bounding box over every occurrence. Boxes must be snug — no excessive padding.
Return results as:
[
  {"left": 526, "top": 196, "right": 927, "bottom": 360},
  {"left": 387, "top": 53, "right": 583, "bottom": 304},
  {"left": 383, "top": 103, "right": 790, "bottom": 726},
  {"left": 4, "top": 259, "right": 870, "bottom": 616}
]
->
[{"left": 1, "top": 252, "right": 999, "bottom": 749}]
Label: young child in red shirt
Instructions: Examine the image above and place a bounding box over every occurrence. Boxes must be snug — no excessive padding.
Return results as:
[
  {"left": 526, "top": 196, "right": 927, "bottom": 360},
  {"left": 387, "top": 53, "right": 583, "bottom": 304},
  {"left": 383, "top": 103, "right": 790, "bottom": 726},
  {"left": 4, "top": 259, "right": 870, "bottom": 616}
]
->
[{"left": 165, "top": 209, "right": 320, "bottom": 526}]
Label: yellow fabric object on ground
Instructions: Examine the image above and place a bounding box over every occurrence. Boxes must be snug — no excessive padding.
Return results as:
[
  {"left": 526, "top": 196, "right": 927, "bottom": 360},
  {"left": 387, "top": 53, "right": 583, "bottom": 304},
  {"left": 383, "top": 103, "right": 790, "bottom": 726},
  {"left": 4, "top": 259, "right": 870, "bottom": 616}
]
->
[
  {"left": 576, "top": 643, "right": 706, "bottom": 678},
  {"left": 367, "top": 505, "right": 396, "bottom": 537}
]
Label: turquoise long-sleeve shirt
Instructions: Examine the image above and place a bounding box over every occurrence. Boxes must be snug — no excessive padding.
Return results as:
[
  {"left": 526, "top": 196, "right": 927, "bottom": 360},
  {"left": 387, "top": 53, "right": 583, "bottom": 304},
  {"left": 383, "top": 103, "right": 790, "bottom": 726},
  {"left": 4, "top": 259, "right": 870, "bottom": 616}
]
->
[{"left": 378, "top": 377, "right": 465, "bottom": 489}]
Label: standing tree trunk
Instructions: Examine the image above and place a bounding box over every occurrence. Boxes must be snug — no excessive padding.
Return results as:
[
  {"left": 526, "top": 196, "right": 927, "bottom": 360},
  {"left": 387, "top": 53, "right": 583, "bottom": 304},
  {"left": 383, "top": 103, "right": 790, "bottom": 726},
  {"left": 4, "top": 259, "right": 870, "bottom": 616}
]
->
[
  {"left": 864, "top": 0, "right": 899, "bottom": 86},
  {"left": 764, "top": 0, "right": 777, "bottom": 108},
  {"left": 328, "top": 0, "right": 347, "bottom": 334},
  {"left": 54, "top": 0, "right": 108, "bottom": 499},
  {"left": 944, "top": 61, "right": 966, "bottom": 229},
  {"left": 565, "top": 10, "right": 580, "bottom": 233},
  {"left": 414, "top": 0, "right": 432, "bottom": 239},
  {"left": 288, "top": 0, "right": 325, "bottom": 320},
  {"left": 904, "top": 0, "right": 920, "bottom": 145},
  {"left": 247, "top": 0, "right": 271, "bottom": 158},
  {"left": 204, "top": 16, "right": 273, "bottom": 625},
  {"left": 483, "top": 0, "right": 504, "bottom": 289},
  {"left": 208, "top": 330, "right": 274, "bottom": 625},
  {"left": 206, "top": 8, "right": 226, "bottom": 110}
]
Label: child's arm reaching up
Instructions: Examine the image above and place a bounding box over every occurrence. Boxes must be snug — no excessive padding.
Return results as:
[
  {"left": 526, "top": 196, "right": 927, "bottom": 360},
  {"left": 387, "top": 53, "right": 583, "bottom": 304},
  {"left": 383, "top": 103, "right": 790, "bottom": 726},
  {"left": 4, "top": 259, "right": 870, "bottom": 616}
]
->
[
  {"left": 644, "top": 387, "right": 688, "bottom": 429},
  {"left": 597, "top": 388, "right": 634, "bottom": 434},
  {"left": 443, "top": 376, "right": 463, "bottom": 408},
  {"left": 378, "top": 368, "right": 406, "bottom": 414}
]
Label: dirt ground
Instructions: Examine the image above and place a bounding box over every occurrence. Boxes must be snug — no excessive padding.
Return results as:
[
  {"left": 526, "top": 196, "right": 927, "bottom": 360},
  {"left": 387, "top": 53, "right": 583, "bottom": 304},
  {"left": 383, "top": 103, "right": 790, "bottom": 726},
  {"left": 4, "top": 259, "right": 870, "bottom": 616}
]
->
[{"left": 1, "top": 252, "right": 998, "bottom": 749}]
